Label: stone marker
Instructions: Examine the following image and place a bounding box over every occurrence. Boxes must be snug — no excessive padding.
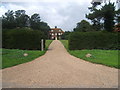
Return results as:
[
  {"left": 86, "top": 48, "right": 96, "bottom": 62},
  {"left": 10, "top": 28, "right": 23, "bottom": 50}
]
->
[
  {"left": 86, "top": 53, "right": 92, "bottom": 57},
  {"left": 24, "top": 53, "right": 28, "bottom": 57}
]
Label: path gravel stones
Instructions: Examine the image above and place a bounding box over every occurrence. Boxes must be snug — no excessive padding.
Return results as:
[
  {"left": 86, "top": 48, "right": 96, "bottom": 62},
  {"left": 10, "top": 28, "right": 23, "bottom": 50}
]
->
[{"left": 2, "top": 40, "right": 118, "bottom": 88}]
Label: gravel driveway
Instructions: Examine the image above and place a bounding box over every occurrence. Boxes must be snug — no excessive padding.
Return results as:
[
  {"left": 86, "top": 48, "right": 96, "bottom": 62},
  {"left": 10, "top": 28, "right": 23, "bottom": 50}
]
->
[{"left": 2, "top": 40, "right": 118, "bottom": 88}]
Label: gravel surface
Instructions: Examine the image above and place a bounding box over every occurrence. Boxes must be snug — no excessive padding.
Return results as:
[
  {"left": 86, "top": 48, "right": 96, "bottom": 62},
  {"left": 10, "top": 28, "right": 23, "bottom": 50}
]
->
[{"left": 2, "top": 40, "right": 118, "bottom": 88}]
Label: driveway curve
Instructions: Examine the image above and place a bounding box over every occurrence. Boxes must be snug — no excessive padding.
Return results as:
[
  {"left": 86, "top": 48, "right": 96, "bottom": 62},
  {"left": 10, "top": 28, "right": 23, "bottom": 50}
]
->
[{"left": 2, "top": 40, "right": 118, "bottom": 88}]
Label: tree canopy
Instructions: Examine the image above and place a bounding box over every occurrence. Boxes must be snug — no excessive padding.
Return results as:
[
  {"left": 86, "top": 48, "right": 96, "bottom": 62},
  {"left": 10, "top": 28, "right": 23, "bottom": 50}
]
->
[
  {"left": 74, "top": 20, "right": 94, "bottom": 32},
  {"left": 86, "top": 2, "right": 119, "bottom": 32},
  {"left": 2, "top": 10, "right": 50, "bottom": 38}
]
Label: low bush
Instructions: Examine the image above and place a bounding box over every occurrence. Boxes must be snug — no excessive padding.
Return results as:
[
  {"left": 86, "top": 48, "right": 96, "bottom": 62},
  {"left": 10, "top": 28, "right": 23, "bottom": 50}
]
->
[
  {"left": 2, "top": 28, "right": 46, "bottom": 50},
  {"left": 69, "top": 32, "right": 119, "bottom": 50}
]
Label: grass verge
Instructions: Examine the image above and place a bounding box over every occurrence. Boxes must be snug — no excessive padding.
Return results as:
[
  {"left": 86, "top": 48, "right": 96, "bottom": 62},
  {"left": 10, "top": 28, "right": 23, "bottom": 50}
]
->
[
  {"left": 60, "top": 40, "right": 119, "bottom": 69},
  {"left": 2, "top": 40, "right": 53, "bottom": 69},
  {"left": 45, "top": 40, "right": 53, "bottom": 50}
]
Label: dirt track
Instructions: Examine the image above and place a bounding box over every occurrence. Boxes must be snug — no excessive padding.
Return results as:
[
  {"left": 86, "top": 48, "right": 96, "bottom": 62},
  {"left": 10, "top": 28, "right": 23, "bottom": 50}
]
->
[{"left": 2, "top": 40, "right": 118, "bottom": 88}]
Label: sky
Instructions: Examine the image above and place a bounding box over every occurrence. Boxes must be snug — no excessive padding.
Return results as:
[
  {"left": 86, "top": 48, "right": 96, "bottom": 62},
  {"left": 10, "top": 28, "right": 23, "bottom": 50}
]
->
[{"left": 0, "top": 0, "right": 118, "bottom": 31}]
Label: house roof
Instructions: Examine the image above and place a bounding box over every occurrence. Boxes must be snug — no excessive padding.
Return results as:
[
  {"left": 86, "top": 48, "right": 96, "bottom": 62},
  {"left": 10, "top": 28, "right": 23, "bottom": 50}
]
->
[
  {"left": 49, "top": 30, "right": 64, "bottom": 33},
  {"left": 50, "top": 26, "right": 64, "bottom": 33},
  {"left": 51, "top": 28, "right": 62, "bottom": 30}
]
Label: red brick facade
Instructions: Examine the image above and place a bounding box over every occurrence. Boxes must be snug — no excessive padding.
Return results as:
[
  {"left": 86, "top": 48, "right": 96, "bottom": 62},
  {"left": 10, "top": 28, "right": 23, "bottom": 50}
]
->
[{"left": 49, "top": 26, "right": 64, "bottom": 40}]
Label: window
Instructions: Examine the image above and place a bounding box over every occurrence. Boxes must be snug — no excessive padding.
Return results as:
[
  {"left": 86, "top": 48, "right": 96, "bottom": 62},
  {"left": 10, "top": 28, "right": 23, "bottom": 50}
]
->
[
  {"left": 51, "top": 30, "right": 53, "bottom": 32},
  {"left": 58, "top": 33, "right": 61, "bottom": 35}
]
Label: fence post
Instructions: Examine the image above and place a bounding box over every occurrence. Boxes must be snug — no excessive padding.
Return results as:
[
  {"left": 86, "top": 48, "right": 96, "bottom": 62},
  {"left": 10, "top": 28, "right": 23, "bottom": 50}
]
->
[{"left": 41, "top": 39, "right": 44, "bottom": 51}]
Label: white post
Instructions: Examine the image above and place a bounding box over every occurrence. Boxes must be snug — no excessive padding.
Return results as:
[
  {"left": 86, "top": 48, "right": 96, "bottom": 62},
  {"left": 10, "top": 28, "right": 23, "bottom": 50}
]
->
[{"left": 41, "top": 39, "right": 44, "bottom": 51}]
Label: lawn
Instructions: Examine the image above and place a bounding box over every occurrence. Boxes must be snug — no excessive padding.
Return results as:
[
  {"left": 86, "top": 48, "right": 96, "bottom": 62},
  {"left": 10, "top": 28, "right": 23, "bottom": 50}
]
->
[
  {"left": 2, "top": 40, "right": 53, "bottom": 69},
  {"left": 60, "top": 40, "right": 119, "bottom": 69},
  {"left": 45, "top": 40, "right": 53, "bottom": 50}
]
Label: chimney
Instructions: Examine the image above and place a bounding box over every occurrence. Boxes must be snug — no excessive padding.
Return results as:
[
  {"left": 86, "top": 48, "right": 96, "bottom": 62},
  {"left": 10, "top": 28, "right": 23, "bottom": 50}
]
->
[{"left": 55, "top": 26, "right": 57, "bottom": 28}]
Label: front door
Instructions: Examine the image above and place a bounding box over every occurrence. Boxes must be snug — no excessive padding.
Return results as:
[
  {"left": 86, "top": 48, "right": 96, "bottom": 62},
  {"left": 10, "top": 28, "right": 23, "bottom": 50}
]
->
[{"left": 55, "top": 37, "right": 57, "bottom": 40}]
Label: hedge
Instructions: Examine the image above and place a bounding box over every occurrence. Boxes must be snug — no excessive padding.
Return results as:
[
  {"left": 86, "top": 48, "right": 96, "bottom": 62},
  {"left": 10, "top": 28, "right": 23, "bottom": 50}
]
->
[
  {"left": 69, "top": 32, "right": 119, "bottom": 50},
  {"left": 2, "top": 28, "right": 45, "bottom": 50}
]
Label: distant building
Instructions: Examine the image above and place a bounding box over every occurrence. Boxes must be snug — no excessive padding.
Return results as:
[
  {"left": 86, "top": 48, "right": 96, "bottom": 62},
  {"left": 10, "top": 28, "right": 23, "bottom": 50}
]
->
[{"left": 49, "top": 26, "right": 64, "bottom": 40}]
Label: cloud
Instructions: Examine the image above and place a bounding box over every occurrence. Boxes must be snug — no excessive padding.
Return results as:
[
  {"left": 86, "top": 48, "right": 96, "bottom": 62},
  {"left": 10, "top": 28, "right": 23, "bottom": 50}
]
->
[
  {"left": 0, "top": 5, "right": 8, "bottom": 16},
  {"left": 0, "top": 0, "right": 117, "bottom": 31}
]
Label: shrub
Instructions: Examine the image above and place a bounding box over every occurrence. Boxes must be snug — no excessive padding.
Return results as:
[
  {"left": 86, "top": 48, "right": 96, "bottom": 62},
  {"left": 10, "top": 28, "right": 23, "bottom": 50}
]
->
[
  {"left": 2, "top": 28, "right": 46, "bottom": 50},
  {"left": 69, "top": 32, "right": 119, "bottom": 50},
  {"left": 61, "top": 31, "right": 71, "bottom": 40}
]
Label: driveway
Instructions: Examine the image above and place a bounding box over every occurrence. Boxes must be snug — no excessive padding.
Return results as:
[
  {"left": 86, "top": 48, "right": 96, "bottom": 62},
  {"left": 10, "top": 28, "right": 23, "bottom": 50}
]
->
[{"left": 2, "top": 40, "right": 118, "bottom": 88}]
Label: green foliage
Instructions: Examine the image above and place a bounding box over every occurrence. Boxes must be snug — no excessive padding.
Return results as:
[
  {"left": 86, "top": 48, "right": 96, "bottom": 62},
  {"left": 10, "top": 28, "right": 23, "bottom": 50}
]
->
[
  {"left": 38, "top": 21, "right": 50, "bottom": 38},
  {"left": 2, "top": 28, "right": 46, "bottom": 50},
  {"left": 2, "top": 49, "right": 45, "bottom": 69},
  {"left": 101, "top": 3, "right": 116, "bottom": 32},
  {"left": 74, "top": 20, "right": 94, "bottom": 32},
  {"left": 30, "top": 14, "right": 50, "bottom": 38},
  {"left": 60, "top": 40, "right": 119, "bottom": 69},
  {"left": 69, "top": 50, "right": 119, "bottom": 69},
  {"left": 30, "top": 13, "right": 41, "bottom": 30},
  {"left": 60, "top": 40, "right": 69, "bottom": 50},
  {"left": 2, "top": 10, "right": 16, "bottom": 29},
  {"left": 86, "top": 7, "right": 103, "bottom": 30},
  {"left": 61, "top": 31, "right": 71, "bottom": 40},
  {"left": 45, "top": 40, "right": 53, "bottom": 50},
  {"left": 69, "top": 32, "right": 119, "bottom": 50},
  {"left": 86, "top": 2, "right": 117, "bottom": 32},
  {"left": 15, "top": 10, "right": 30, "bottom": 27},
  {"left": 2, "top": 40, "right": 53, "bottom": 69},
  {"left": 2, "top": 10, "right": 50, "bottom": 39}
]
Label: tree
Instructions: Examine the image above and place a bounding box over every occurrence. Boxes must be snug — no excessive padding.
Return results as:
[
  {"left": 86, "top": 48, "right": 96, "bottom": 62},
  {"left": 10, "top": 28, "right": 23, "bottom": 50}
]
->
[
  {"left": 39, "top": 21, "right": 50, "bottom": 36},
  {"left": 86, "top": 7, "right": 103, "bottom": 30},
  {"left": 30, "top": 14, "right": 41, "bottom": 30},
  {"left": 2, "top": 10, "right": 16, "bottom": 29},
  {"left": 61, "top": 31, "right": 71, "bottom": 40},
  {"left": 74, "top": 20, "right": 94, "bottom": 32},
  {"left": 30, "top": 13, "right": 50, "bottom": 38},
  {"left": 101, "top": 2, "right": 116, "bottom": 32},
  {"left": 86, "top": 2, "right": 116, "bottom": 32},
  {"left": 15, "top": 10, "right": 30, "bottom": 28},
  {"left": 2, "top": 10, "right": 50, "bottom": 38},
  {"left": 116, "top": 9, "right": 120, "bottom": 24}
]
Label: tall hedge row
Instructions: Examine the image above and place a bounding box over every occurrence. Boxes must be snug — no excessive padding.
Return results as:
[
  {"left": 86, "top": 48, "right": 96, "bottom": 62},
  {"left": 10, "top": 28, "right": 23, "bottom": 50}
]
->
[
  {"left": 69, "top": 32, "right": 119, "bottom": 50},
  {"left": 2, "top": 28, "right": 45, "bottom": 50}
]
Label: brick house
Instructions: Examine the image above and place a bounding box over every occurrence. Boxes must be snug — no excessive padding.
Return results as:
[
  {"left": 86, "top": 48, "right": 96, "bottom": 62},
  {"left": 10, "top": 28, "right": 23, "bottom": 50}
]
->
[{"left": 49, "top": 26, "right": 64, "bottom": 40}]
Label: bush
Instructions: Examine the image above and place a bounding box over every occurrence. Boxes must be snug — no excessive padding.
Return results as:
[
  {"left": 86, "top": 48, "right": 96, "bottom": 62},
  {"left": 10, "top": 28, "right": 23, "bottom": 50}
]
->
[
  {"left": 61, "top": 31, "right": 71, "bottom": 40},
  {"left": 69, "top": 32, "right": 119, "bottom": 50},
  {"left": 2, "top": 28, "right": 46, "bottom": 50}
]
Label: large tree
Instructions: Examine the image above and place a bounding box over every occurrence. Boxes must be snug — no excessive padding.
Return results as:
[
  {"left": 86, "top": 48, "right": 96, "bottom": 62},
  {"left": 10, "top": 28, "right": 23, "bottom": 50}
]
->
[
  {"left": 86, "top": 2, "right": 116, "bottom": 32},
  {"left": 74, "top": 20, "right": 94, "bottom": 32},
  {"left": 2, "top": 10, "right": 50, "bottom": 38},
  {"left": 61, "top": 31, "right": 71, "bottom": 40},
  {"left": 30, "top": 14, "right": 50, "bottom": 37},
  {"left": 15, "top": 10, "right": 30, "bottom": 28},
  {"left": 30, "top": 13, "right": 41, "bottom": 30},
  {"left": 86, "top": 7, "right": 103, "bottom": 30},
  {"left": 2, "top": 10, "right": 16, "bottom": 29},
  {"left": 116, "top": 9, "right": 120, "bottom": 24},
  {"left": 101, "top": 2, "right": 116, "bottom": 32}
]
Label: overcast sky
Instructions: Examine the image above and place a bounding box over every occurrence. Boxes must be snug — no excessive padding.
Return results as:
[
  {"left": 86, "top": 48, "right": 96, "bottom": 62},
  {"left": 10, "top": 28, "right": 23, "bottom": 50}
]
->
[{"left": 0, "top": 0, "right": 117, "bottom": 31}]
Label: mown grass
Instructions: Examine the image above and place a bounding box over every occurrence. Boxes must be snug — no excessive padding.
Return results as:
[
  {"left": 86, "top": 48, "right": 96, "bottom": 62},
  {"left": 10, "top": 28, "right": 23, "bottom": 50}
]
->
[
  {"left": 60, "top": 40, "right": 119, "bottom": 69},
  {"left": 2, "top": 40, "right": 53, "bottom": 69},
  {"left": 45, "top": 40, "right": 53, "bottom": 50}
]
